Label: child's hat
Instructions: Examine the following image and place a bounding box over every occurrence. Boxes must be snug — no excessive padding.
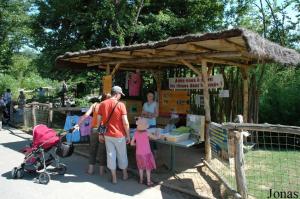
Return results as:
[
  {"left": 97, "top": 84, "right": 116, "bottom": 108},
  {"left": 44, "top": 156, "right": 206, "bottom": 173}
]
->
[{"left": 136, "top": 117, "right": 149, "bottom": 130}]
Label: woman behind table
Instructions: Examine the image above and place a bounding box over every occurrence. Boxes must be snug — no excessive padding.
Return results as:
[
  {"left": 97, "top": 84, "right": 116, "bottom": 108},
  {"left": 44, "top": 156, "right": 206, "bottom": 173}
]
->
[
  {"left": 142, "top": 91, "right": 159, "bottom": 155},
  {"left": 76, "top": 93, "right": 111, "bottom": 175}
]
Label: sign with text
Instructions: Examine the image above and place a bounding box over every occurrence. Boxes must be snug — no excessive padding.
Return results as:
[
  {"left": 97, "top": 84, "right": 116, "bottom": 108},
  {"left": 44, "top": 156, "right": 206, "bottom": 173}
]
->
[
  {"left": 209, "top": 122, "right": 233, "bottom": 166},
  {"left": 159, "top": 90, "right": 190, "bottom": 115},
  {"left": 219, "top": 90, "right": 229, "bottom": 98},
  {"left": 169, "top": 74, "right": 224, "bottom": 90}
]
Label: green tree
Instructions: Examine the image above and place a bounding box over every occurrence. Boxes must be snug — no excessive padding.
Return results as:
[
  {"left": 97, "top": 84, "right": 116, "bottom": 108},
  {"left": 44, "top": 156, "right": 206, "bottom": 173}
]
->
[{"left": 0, "top": 0, "right": 32, "bottom": 71}]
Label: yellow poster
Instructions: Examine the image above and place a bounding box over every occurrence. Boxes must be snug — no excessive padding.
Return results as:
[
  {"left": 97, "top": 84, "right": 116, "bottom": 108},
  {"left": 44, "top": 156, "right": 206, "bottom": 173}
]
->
[
  {"left": 159, "top": 90, "right": 190, "bottom": 115},
  {"left": 102, "top": 75, "right": 112, "bottom": 94}
]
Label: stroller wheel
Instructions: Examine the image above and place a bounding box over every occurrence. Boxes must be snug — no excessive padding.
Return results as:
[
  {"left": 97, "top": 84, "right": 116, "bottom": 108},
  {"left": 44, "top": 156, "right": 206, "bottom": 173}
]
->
[
  {"left": 11, "top": 167, "right": 18, "bottom": 179},
  {"left": 38, "top": 172, "right": 50, "bottom": 184},
  {"left": 57, "top": 164, "right": 67, "bottom": 175},
  {"left": 16, "top": 168, "right": 25, "bottom": 179}
]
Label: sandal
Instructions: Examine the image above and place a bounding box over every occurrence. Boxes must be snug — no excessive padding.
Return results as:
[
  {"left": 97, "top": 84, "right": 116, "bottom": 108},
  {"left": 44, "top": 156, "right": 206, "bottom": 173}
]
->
[
  {"left": 85, "top": 169, "right": 94, "bottom": 175},
  {"left": 147, "top": 181, "right": 155, "bottom": 187}
]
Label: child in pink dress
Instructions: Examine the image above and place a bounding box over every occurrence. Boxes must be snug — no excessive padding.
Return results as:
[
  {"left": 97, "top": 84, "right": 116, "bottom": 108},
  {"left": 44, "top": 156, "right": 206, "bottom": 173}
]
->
[{"left": 131, "top": 117, "right": 158, "bottom": 186}]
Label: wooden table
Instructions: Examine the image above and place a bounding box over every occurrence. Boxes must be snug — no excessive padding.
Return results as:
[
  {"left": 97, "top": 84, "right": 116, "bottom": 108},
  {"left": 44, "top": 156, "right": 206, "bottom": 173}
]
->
[{"left": 130, "top": 129, "right": 198, "bottom": 171}]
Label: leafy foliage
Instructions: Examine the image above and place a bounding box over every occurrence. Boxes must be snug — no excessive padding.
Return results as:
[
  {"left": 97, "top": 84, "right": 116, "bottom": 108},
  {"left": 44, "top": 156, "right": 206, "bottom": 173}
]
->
[
  {"left": 0, "top": 0, "right": 32, "bottom": 71},
  {"left": 0, "top": 0, "right": 299, "bottom": 125}
]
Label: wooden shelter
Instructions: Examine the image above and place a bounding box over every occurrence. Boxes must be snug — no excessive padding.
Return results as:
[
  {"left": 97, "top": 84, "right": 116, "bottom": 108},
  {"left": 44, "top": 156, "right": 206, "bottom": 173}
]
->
[{"left": 56, "top": 28, "right": 300, "bottom": 161}]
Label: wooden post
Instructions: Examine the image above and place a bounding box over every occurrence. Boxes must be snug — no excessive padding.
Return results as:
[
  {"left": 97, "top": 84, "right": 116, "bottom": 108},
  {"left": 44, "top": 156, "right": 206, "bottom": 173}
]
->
[
  {"left": 10, "top": 103, "right": 14, "bottom": 124},
  {"left": 152, "top": 70, "right": 162, "bottom": 101},
  {"left": 241, "top": 67, "right": 249, "bottom": 123},
  {"left": 234, "top": 130, "right": 248, "bottom": 199},
  {"left": 32, "top": 104, "right": 37, "bottom": 127},
  {"left": 24, "top": 107, "right": 28, "bottom": 128},
  {"left": 202, "top": 59, "right": 212, "bottom": 162},
  {"left": 48, "top": 103, "right": 53, "bottom": 127},
  {"left": 106, "top": 64, "right": 110, "bottom": 75}
]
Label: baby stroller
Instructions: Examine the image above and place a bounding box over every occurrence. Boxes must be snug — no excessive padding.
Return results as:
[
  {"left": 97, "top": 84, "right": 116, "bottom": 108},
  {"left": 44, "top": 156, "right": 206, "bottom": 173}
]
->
[{"left": 11, "top": 124, "right": 74, "bottom": 184}]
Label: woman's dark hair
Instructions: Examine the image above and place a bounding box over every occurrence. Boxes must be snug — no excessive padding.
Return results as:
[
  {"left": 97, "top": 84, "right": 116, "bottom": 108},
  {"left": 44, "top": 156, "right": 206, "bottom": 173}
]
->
[
  {"left": 147, "top": 91, "right": 155, "bottom": 95},
  {"left": 89, "top": 93, "right": 111, "bottom": 103},
  {"left": 89, "top": 97, "right": 100, "bottom": 103},
  {"left": 100, "top": 93, "right": 111, "bottom": 102}
]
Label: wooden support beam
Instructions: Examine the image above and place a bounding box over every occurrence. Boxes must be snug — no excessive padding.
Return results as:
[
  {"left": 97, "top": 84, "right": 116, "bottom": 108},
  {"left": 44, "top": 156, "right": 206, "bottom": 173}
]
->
[
  {"left": 224, "top": 39, "right": 247, "bottom": 51},
  {"left": 98, "top": 65, "right": 161, "bottom": 72},
  {"left": 111, "top": 63, "right": 121, "bottom": 76},
  {"left": 187, "top": 43, "right": 215, "bottom": 51},
  {"left": 180, "top": 59, "right": 201, "bottom": 76},
  {"left": 100, "top": 53, "right": 133, "bottom": 59},
  {"left": 106, "top": 64, "right": 110, "bottom": 75},
  {"left": 201, "top": 59, "right": 212, "bottom": 162},
  {"left": 99, "top": 51, "right": 243, "bottom": 65},
  {"left": 241, "top": 67, "right": 249, "bottom": 123},
  {"left": 204, "top": 57, "right": 247, "bottom": 68}
]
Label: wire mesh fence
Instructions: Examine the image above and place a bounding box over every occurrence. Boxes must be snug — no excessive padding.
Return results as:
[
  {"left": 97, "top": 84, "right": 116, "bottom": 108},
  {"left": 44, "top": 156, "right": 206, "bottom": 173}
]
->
[
  {"left": 208, "top": 122, "right": 300, "bottom": 199},
  {"left": 244, "top": 130, "right": 300, "bottom": 198},
  {"left": 207, "top": 123, "right": 237, "bottom": 194}
]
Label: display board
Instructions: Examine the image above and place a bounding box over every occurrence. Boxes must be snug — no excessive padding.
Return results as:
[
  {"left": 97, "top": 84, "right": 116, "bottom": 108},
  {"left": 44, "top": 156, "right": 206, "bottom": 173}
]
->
[
  {"left": 186, "top": 114, "right": 205, "bottom": 142},
  {"left": 159, "top": 90, "right": 190, "bottom": 115},
  {"left": 209, "top": 122, "right": 232, "bottom": 166},
  {"left": 122, "top": 99, "right": 143, "bottom": 125}
]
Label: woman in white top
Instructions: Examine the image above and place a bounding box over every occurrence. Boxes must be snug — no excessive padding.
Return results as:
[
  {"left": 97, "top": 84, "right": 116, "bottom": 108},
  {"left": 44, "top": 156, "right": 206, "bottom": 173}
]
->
[
  {"left": 142, "top": 91, "right": 159, "bottom": 128},
  {"left": 142, "top": 91, "right": 159, "bottom": 154}
]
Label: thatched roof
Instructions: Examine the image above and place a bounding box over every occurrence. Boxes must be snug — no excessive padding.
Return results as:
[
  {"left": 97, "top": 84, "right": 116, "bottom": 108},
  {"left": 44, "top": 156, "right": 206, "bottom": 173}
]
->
[{"left": 56, "top": 28, "right": 300, "bottom": 70}]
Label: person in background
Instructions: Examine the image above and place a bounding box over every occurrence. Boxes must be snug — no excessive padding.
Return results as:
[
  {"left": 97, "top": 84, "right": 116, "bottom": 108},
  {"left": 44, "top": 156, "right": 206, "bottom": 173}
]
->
[
  {"left": 3, "top": 89, "right": 12, "bottom": 106},
  {"left": 98, "top": 86, "right": 130, "bottom": 184},
  {"left": 38, "top": 87, "right": 45, "bottom": 97},
  {"left": 141, "top": 91, "right": 159, "bottom": 155},
  {"left": 0, "top": 95, "right": 6, "bottom": 106},
  {"left": 3, "top": 89, "right": 12, "bottom": 120},
  {"left": 76, "top": 93, "right": 111, "bottom": 175},
  {"left": 0, "top": 95, "right": 5, "bottom": 130},
  {"left": 17, "top": 90, "right": 26, "bottom": 109},
  {"left": 60, "top": 80, "right": 68, "bottom": 107}
]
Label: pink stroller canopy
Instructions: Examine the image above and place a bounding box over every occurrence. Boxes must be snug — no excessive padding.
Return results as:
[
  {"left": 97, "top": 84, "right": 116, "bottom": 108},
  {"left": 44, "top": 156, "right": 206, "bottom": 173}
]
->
[{"left": 32, "top": 125, "right": 59, "bottom": 150}]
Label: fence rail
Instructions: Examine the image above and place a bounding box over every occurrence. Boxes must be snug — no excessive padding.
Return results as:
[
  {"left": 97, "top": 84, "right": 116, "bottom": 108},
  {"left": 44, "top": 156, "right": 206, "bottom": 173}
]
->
[
  {"left": 206, "top": 120, "right": 300, "bottom": 199},
  {"left": 10, "top": 102, "right": 53, "bottom": 129}
]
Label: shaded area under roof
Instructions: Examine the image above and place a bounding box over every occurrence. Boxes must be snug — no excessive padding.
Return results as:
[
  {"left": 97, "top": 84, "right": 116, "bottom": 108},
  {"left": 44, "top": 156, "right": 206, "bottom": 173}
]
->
[{"left": 56, "top": 28, "right": 300, "bottom": 70}]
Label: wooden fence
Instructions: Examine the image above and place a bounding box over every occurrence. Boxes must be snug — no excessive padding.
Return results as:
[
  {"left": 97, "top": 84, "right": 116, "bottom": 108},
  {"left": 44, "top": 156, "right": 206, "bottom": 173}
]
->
[
  {"left": 205, "top": 119, "right": 300, "bottom": 199},
  {"left": 10, "top": 102, "right": 53, "bottom": 129}
]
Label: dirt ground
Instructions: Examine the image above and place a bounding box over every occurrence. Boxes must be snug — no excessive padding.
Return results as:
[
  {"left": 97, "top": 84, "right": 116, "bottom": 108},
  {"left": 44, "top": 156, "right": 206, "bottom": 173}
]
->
[{"left": 75, "top": 142, "right": 232, "bottom": 199}]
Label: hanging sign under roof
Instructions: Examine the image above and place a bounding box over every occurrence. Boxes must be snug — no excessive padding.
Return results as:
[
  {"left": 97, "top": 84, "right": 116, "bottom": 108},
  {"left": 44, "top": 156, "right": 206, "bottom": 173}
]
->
[{"left": 169, "top": 74, "right": 224, "bottom": 90}]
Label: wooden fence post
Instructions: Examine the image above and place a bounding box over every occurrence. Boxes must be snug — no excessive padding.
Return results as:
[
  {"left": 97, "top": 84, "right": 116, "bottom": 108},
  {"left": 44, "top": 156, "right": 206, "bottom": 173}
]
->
[
  {"left": 32, "top": 104, "right": 37, "bottom": 127},
  {"left": 202, "top": 59, "right": 212, "bottom": 162},
  {"left": 10, "top": 102, "right": 14, "bottom": 124},
  {"left": 48, "top": 103, "right": 53, "bottom": 127},
  {"left": 234, "top": 130, "right": 248, "bottom": 199}
]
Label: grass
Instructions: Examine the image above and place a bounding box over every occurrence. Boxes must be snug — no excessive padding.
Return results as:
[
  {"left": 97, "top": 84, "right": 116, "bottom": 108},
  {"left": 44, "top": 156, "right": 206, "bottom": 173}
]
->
[{"left": 245, "top": 149, "right": 300, "bottom": 198}]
